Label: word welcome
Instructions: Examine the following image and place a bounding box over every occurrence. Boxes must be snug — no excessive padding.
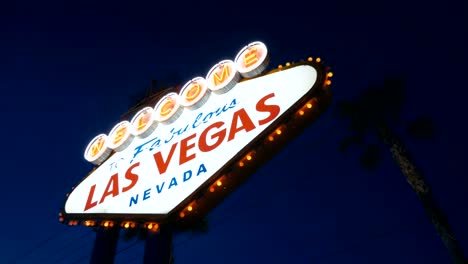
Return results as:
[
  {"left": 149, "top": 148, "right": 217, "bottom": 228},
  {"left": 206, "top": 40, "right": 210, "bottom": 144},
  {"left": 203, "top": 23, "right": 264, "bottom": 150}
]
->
[{"left": 84, "top": 41, "right": 269, "bottom": 165}]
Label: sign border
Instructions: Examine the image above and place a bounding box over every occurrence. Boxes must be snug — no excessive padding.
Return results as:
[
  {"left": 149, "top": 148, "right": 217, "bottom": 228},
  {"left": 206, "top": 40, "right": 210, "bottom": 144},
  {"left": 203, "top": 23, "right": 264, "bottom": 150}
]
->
[{"left": 60, "top": 59, "right": 332, "bottom": 228}]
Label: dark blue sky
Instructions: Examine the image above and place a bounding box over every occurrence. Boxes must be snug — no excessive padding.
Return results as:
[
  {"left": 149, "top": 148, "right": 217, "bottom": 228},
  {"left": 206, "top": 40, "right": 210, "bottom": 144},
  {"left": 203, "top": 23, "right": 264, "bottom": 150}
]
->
[{"left": 1, "top": 1, "right": 467, "bottom": 263}]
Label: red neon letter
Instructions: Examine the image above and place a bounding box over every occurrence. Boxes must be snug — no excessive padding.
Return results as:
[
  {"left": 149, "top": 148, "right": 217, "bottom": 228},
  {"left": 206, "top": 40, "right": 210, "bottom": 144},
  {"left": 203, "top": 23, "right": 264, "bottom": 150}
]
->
[
  {"left": 256, "top": 93, "right": 280, "bottom": 126},
  {"left": 84, "top": 184, "right": 98, "bottom": 211},
  {"left": 180, "top": 133, "right": 197, "bottom": 165},
  {"left": 153, "top": 142, "right": 178, "bottom": 175},
  {"left": 99, "top": 173, "right": 119, "bottom": 204},
  {"left": 228, "top": 108, "right": 256, "bottom": 141},
  {"left": 122, "top": 162, "right": 140, "bottom": 193},
  {"left": 199, "top": 121, "right": 226, "bottom": 152}
]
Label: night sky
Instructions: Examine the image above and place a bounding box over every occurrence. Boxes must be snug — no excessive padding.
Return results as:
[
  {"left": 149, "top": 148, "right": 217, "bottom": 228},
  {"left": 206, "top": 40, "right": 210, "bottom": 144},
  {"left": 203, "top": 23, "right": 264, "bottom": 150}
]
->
[{"left": 1, "top": 1, "right": 467, "bottom": 263}]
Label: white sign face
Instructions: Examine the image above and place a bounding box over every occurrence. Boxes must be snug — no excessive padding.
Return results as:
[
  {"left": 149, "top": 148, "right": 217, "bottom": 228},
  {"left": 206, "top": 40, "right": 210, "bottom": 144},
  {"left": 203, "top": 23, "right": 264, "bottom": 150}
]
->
[{"left": 65, "top": 65, "right": 318, "bottom": 215}]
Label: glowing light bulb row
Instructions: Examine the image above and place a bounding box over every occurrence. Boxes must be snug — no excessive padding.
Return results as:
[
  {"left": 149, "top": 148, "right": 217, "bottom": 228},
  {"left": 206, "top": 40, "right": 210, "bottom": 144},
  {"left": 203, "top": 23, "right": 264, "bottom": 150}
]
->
[
  {"left": 61, "top": 217, "right": 160, "bottom": 231},
  {"left": 278, "top": 57, "right": 321, "bottom": 69},
  {"left": 84, "top": 41, "right": 270, "bottom": 165},
  {"left": 179, "top": 202, "right": 197, "bottom": 218},
  {"left": 209, "top": 178, "right": 223, "bottom": 193},
  {"left": 238, "top": 151, "right": 255, "bottom": 167}
]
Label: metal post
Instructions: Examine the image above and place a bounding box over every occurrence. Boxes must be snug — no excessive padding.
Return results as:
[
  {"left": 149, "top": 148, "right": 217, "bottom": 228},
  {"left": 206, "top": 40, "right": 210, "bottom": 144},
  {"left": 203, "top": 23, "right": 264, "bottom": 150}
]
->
[
  {"left": 143, "top": 224, "right": 173, "bottom": 264},
  {"left": 89, "top": 226, "right": 120, "bottom": 264}
]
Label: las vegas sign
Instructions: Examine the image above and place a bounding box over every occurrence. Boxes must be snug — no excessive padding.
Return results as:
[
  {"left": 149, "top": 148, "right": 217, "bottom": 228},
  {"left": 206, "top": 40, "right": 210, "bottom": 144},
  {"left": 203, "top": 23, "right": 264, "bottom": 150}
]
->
[{"left": 60, "top": 41, "right": 333, "bottom": 228}]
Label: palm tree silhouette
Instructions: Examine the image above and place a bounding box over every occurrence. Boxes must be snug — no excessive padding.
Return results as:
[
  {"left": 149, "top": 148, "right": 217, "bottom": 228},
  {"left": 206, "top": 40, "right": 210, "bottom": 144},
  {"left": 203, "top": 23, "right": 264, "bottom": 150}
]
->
[{"left": 335, "top": 77, "right": 466, "bottom": 264}]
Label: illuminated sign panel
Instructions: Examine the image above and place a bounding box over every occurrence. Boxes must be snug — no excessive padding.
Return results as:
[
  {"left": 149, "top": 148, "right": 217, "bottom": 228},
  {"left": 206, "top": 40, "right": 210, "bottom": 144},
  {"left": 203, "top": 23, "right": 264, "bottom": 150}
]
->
[
  {"left": 65, "top": 65, "right": 318, "bottom": 215},
  {"left": 65, "top": 42, "right": 332, "bottom": 227}
]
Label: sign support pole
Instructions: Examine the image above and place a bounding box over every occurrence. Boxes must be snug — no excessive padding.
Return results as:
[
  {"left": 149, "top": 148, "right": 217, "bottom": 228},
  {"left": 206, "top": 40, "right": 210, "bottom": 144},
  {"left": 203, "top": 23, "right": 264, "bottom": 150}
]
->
[
  {"left": 143, "top": 223, "right": 173, "bottom": 264},
  {"left": 89, "top": 227, "right": 120, "bottom": 264}
]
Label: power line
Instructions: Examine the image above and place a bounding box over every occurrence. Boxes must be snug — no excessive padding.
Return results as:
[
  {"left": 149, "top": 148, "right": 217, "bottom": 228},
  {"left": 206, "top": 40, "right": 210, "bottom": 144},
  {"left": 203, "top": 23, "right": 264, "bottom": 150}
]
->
[
  {"left": 118, "top": 242, "right": 145, "bottom": 264},
  {"left": 49, "top": 229, "right": 95, "bottom": 264},
  {"left": 9, "top": 226, "right": 71, "bottom": 264},
  {"left": 116, "top": 240, "right": 141, "bottom": 255},
  {"left": 49, "top": 234, "right": 92, "bottom": 263}
]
